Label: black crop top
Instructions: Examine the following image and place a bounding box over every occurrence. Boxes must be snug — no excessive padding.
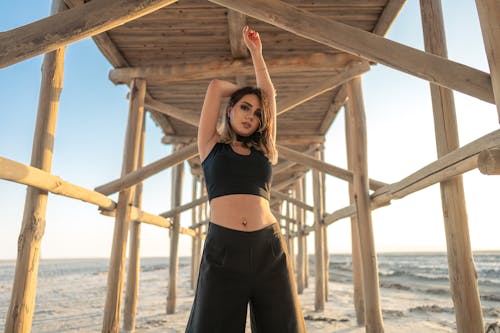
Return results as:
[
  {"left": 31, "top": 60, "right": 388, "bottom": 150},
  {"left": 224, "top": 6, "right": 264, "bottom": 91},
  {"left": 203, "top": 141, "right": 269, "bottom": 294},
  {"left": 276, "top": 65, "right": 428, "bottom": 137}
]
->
[{"left": 201, "top": 142, "right": 272, "bottom": 201}]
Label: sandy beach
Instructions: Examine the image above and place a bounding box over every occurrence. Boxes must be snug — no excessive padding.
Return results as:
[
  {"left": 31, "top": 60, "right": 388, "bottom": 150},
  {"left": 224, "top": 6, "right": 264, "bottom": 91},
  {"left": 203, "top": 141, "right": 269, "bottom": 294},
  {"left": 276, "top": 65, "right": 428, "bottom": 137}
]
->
[{"left": 1, "top": 254, "right": 499, "bottom": 332}]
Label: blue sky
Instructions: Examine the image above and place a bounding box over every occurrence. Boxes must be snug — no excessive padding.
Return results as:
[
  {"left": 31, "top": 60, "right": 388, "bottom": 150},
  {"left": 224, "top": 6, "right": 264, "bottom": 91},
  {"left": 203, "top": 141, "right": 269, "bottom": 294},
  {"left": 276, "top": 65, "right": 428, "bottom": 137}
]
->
[{"left": 0, "top": 1, "right": 499, "bottom": 259}]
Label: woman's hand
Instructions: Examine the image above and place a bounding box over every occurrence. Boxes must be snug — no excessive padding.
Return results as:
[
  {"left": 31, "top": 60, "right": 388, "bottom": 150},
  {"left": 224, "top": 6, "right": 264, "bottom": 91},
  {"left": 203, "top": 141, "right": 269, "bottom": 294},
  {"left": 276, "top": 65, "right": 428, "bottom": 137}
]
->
[{"left": 243, "top": 26, "right": 262, "bottom": 55}]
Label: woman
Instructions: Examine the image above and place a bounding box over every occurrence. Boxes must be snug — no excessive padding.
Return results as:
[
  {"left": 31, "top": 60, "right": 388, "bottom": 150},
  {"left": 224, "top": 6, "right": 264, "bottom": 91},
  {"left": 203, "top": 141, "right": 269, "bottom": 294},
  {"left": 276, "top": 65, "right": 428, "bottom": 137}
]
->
[{"left": 185, "top": 26, "right": 306, "bottom": 333}]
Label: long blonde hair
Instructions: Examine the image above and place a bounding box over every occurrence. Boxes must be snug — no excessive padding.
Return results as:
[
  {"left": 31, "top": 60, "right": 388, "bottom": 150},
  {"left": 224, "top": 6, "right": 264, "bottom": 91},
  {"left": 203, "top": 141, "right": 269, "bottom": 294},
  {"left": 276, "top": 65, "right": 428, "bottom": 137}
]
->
[{"left": 219, "top": 87, "right": 278, "bottom": 165}]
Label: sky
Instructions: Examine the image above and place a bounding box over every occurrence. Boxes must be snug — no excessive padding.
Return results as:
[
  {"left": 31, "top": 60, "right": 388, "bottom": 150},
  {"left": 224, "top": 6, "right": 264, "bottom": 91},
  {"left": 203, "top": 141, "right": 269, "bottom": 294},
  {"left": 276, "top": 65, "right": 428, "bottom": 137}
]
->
[{"left": 0, "top": 1, "right": 499, "bottom": 260}]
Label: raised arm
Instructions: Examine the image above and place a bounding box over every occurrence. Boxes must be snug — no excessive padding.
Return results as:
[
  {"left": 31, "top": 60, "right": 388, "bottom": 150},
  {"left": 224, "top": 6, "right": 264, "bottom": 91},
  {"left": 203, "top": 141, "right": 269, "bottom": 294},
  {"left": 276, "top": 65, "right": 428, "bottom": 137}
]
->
[
  {"left": 243, "top": 26, "right": 277, "bottom": 143},
  {"left": 198, "top": 79, "right": 240, "bottom": 162}
]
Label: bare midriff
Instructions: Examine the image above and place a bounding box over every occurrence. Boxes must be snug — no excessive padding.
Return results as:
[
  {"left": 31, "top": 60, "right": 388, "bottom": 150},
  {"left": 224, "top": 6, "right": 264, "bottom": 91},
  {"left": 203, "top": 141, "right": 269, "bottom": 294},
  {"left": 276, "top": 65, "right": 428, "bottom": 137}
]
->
[{"left": 209, "top": 194, "right": 277, "bottom": 231}]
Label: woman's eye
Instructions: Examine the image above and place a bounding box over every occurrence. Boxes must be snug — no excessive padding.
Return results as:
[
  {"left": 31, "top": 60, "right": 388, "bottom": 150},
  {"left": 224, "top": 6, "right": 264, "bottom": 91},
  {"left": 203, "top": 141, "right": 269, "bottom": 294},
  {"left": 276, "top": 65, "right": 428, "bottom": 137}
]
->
[{"left": 241, "top": 105, "right": 249, "bottom": 111}]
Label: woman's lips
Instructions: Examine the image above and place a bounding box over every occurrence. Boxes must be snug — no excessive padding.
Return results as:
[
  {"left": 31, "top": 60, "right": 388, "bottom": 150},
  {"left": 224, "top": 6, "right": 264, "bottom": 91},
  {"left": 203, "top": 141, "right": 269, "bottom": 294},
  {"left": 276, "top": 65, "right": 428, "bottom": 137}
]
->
[{"left": 242, "top": 122, "right": 251, "bottom": 129}]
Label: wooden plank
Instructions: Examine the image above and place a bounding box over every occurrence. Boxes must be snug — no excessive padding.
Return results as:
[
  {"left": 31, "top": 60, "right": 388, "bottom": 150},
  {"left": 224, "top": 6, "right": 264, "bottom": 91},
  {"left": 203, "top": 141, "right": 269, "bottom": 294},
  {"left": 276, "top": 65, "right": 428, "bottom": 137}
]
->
[
  {"left": 346, "top": 77, "right": 384, "bottom": 332},
  {"left": 276, "top": 59, "right": 370, "bottom": 115},
  {"left": 95, "top": 142, "right": 198, "bottom": 196},
  {"left": 0, "top": 0, "right": 178, "bottom": 69},
  {"left": 295, "top": 180, "right": 305, "bottom": 294},
  {"left": 277, "top": 144, "right": 387, "bottom": 191},
  {"left": 103, "top": 79, "right": 146, "bottom": 333},
  {"left": 208, "top": 0, "right": 494, "bottom": 103},
  {"left": 372, "top": 0, "right": 406, "bottom": 36},
  {"left": 5, "top": 1, "right": 65, "bottom": 328},
  {"left": 478, "top": 147, "right": 500, "bottom": 175},
  {"left": 475, "top": 0, "right": 500, "bottom": 120},
  {"left": 109, "top": 53, "right": 364, "bottom": 84}
]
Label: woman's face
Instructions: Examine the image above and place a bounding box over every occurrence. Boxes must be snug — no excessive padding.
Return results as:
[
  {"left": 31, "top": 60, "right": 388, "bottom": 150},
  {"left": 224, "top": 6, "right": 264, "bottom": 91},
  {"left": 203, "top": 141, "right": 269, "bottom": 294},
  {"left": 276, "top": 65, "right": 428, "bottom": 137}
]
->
[{"left": 228, "top": 94, "right": 262, "bottom": 137}]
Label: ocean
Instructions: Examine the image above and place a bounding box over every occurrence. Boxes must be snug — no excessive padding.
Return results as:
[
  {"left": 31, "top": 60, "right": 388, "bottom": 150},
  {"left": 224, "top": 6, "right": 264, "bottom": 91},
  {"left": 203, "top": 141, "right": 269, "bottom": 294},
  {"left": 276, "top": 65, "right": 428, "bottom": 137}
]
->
[{"left": 0, "top": 252, "right": 499, "bottom": 332}]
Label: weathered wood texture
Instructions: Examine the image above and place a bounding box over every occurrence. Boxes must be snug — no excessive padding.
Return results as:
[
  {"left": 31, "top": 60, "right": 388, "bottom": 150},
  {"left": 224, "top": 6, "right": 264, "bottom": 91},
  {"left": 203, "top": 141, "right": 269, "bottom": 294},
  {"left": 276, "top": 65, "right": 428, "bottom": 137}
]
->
[
  {"left": 102, "top": 78, "right": 146, "bottom": 333},
  {"left": 167, "top": 145, "right": 185, "bottom": 314},
  {"left": 478, "top": 147, "right": 500, "bottom": 175},
  {"left": 346, "top": 77, "right": 384, "bottom": 332},
  {"left": 345, "top": 97, "right": 365, "bottom": 326},
  {"left": 76, "top": 0, "right": 403, "bottom": 193},
  {"left": 123, "top": 112, "right": 146, "bottom": 333},
  {"left": 475, "top": 0, "right": 500, "bottom": 120},
  {"left": 312, "top": 147, "right": 325, "bottom": 311},
  {"left": 96, "top": 142, "right": 198, "bottom": 195},
  {"left": 208, "top": 0, "right": 494, "bottom": 103},
  {"left": 0, "top": 0, "right": 178, "bottom": 68},
  {"left": 420, "top": 2, "right": 484, "bottom": 332},
  {"left": 5, "top": 2, "right": 65, "bottom": 331}
]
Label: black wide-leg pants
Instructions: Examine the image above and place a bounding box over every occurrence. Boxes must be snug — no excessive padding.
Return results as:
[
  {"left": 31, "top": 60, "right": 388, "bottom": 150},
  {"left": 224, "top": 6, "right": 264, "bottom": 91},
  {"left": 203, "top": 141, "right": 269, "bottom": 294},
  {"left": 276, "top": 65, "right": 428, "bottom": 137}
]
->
[{"left": 185, "top": 222, "right": 306, "bottom": 333}]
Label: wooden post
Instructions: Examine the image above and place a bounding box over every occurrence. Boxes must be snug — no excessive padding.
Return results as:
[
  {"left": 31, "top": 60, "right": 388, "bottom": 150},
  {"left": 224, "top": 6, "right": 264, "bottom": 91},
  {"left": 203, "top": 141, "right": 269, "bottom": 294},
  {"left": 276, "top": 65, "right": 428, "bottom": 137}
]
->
[
  {"left": 345, "top": 101, "right": 365, "bottom": 326},
  {"left": 345, "top": 77, "right": 384, "bottom": 332},
  {"left": 476, "top": 0, "right": 500, "bottom": 121},
  {"left": 167, "top": 144, "right": 185, "bottom": 314},
  {"left": 122, "top": 112, "right": 146, "bottom": 333},
  {"left": 285, "top": 194, "right": 292, "bottom": 253},
  {"left": 321, "top": 147, "right": 329, "bottom": 302},
  {"left": 102, "top": 78, "right": 146, "bottom": 333},
  {"left": 303, "top": 176, "right": 309, "bottom": 289},
  {"left": 420, "top": 1, "right": 484, "bottom": 332},
  {"left": 5, "top": 2, "right": 65, "bottom": 332},
  {"left": 312, "top": 146, "right": 326, "bottom": 311},
  {"left": 295, "top": 180, "right": 305, "bottom": 294},
  {"left": 190, "top": 177, "right": 199, "bottom": 290}
]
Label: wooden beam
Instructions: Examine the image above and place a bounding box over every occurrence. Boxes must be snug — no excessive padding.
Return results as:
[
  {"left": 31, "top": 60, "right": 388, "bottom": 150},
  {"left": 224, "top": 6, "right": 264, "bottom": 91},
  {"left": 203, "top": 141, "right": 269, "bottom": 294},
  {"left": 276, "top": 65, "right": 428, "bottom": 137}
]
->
[
  {"left": 420, "top": 3, "right": 484, "bottom": 330},
  {"left": 273, "top": 146, "right": 317, "bottom": 175},
  {"left": 145, "top": 95, "right": 199, "bottom": 128},
  {"left": 208, "top": 0, "right": 494, "bottom": 104},
  {"left": 123, "top": 111, "right": 146, "bottom": 332},
  {"left": 109, "top": 53, "right": 364, "bottom": 84},
  {"left": 276, "top": 135, "right": 325, "bottom": 145},
  {"left": 311, "top": 147, "right": 325, "bottom": 311},
  {"left": 0, "top": 0, "right": 178, "bottom": 69},
  {"left": 272, "top": 172, "right": 305, "bottom": 191},
  {"left": 345, "top": 96, "right": 365, "bottom": 325},
  {"left": 277, "top": 144, "right": 387, "bottom": 191},
  {"left": 161, "top": 135, "right": 196, "bottom": 145},
  {"left": 227, "top": 10, "right": 248, "bottom": 58},
  {"left": 0, "top": 156, "right": 178, "bottom": 231},
  {"left": 277, "top": 59, "right": 370, "bottom": 116},
  {"left": 323, "top": 205, "right": 356, "bottom": 226},
  {"left": 372, "top": 0, "right": 407, "bottom": 36},
  {"left": 270, "top": 189, "right": 314, "bottom": 212},
  {"left": 101, "top": 204, "right": 172, "bottom": 229},
  {"left": 0, "top": 156, "right": 115, "bottom": 211},
  {"left": 478, "top": 147, "right": 500, "bottom": 175},
  {"left": 95, "top": 142, "right": 198, "bottom": 196},
  {"left": 64, "top": 0, "right": 129, "bottom": 67},
  {"left": 167, "top": 145, "right": 184, "bottom": 314},
  {"left": 160, "top": 195, "right": 209, "bottom": 218},
  {"left": 103, "top": 78, "right": 146, "bottom": 333},
  {"left": 318, "top": 85, "right": 348, "bottom": 133},
  {"left": 346, "top": 77, "right": 384, "bottom": 332},
  {"left": 5, "top": 1, "right": 65, "bottom": 327},
  {"left": 475, "top": 0, "right": 500, "bottom": 120}
]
